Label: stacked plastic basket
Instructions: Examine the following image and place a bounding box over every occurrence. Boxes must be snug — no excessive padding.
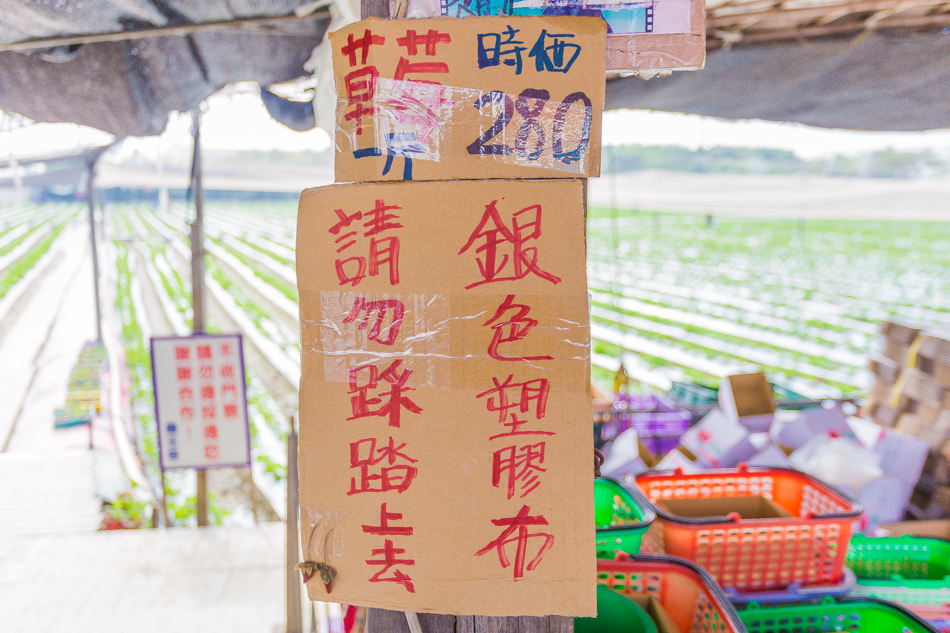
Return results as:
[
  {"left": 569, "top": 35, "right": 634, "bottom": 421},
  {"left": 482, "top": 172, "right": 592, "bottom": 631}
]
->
[{"left": 588, "top": 467, "right": 941, "bottom": 632}]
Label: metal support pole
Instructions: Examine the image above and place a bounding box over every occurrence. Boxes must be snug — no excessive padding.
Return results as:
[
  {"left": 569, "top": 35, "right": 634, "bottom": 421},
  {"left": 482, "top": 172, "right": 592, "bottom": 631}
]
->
[
  {"left": 189, "top": 111, "right": 210, "bottom": 528},
  {"left": 86, "top": 163, "right": 104, "bottom": 342},
  {"left": 287, "top": 417, "right": 303, "bottom": 633}
]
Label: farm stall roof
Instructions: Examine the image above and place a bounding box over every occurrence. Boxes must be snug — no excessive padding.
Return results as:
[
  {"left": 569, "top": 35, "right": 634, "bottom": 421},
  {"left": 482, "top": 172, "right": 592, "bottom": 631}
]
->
[
  {"left": 0, "top": 1, "right": 330, "bottom": 137},
  {"left": 1, "top": 0, "right": 949, "bottom": 135}
]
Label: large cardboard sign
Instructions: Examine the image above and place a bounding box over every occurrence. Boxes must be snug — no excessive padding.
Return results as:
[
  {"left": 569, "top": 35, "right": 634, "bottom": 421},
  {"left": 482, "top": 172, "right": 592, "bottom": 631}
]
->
[
  {"left": 332, "top": 17, "right": 606, "bottom": 183},
  {"left": 151, "top": 334, "right": 251, "bottom": 470},
  {"left": 296, "top": 179, "right": 594, "bottom": 616},
  {"left": 401, "top": 0, "right": 706, "bottom": 72}
]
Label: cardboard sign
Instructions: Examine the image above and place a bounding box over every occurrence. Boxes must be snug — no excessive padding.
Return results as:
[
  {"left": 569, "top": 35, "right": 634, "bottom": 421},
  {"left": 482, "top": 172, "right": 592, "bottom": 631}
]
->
[
  {"left": 402, "top": 0, "right": 706, "bottom": 72},
  {"left": 331, "top": 17, "right": 605, "bottom": 183},
  {"left": 296, "top": 178, "right": 594, "bottom": 616},
  {"left": 151, "top": 334, "right": 251, "bottom": 470}
]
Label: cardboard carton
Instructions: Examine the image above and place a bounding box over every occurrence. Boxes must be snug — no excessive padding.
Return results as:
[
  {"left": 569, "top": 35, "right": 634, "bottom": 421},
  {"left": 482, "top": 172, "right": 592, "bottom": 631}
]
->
[
  {"left": 718, "top": 372, "right": 776, "bottom": 432},
  {"left": 748, "top": 442, "right": 792, "bottom": 468},
  {"left": 678, "top": 408, "right": 757, "bottom": 468},
  {"left": 881, "top": 320, "right": 925, "bottom": 346},
  {"left": 870, "top": 377, "right": 896, "bottom": 403},
  {"left": 916, "top": 354, "right": 950, "bottom": 385},
  {"left": 918, "top": 330, "right": 950, "bottom": 367},
  {"left": 654, "top": 445, "right": 702, "bottom": 473},
  {"left": 869, "top": 356, "right": 901, "bottom": 385},
  {"left": 658, "top": 495, "right": 793, "bottom": 520},
  {"left": 903, "top": 368, "right": 950, "bottom": 409},
  {"left": 882, "top": 338, "right": 909, "bottom": 364}
]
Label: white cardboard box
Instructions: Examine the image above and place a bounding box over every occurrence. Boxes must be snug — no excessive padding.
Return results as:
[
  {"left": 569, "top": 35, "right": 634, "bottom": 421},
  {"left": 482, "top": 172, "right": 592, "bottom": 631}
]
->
[
  {"left": 679, "top": 408, "right": 757, "bottom": 468},
  {"left": 719, "top": 372, "right": 776, "bottom": 432}
]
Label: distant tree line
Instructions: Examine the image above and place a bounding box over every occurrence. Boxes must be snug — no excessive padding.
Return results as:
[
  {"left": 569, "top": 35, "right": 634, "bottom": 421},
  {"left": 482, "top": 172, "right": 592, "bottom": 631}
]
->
[{"left": 602, "top": 145, "right": 949, "bottom": 179}]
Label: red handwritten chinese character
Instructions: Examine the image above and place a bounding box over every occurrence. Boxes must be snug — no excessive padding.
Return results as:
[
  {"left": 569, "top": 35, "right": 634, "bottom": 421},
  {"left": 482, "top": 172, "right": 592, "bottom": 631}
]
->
[
  {"left": 197, "top": 345, "right": 212, "bottom": 359},
  {"left": 222, "top": 384, "right": 237, "bottom": 400},
  {"left": 492, "top": 443, "right": 546, "bottom": 499},
  {"left": 199, "top": 365, "right": 214, "bottom": 380},
  {"left": 362, "top": 503, "right": 414, "bottom": 536},
  {"left": 458, "top": 202, "right": 561, "bottom": 289},
  {"left": 223, "top": 404, "right": 238, "bottom": 418},
  {"left": 344, "top": 67, "right": 379, "bottom": 135},
  {"left": 394, "top": 57, "right": 449, "bottom": 81},
  {"left": 483, "top": 295, "right": 554, "bottom": 362},
  {"left": 344, "top": 298, "right": 405, "bottom": 346},
  {"left": 200, "top": 385, "right": 214, "bottom": 400},
  {"left": 204, "top": 425, "right": 218, "bottom": 439},
  {"left": 177, "top": 366, "right": 191, "bottom": 381},
  {"left": 219, "top": 343, "right": 233, "bottom": 356},
  {"left": 180, "top": 406, "right": 194, "bottom": 421},
  {"left": 178, "top": 386, "right": 193, "bottom": 401},
  {"left": 205, "top": 445, "right": 219, "bottom": 459},
  {"left": 362, "top": 199, "right": 403, "bottom": 236},
  {"left": 366, "top": 539, "right": 415, "bottom": 593},
  {"left": 397, "top": 29, "right": 451, "bottom": 56},
  {"left": 201, "top": 405, "right": 216, "bottom": 420},
  {"left": 474, "top": 505, "right": 554, "bottom": 580},
  {"left": 175, "top": 346, "right": 190, "bottom": 360},
  {"left": 348, "top": 436, "right": 418, "bottom": 495},
  {"left": 220, "top": 364, "right": 235, "bottom": 379},
  {"left": 476, "top": 375, "right": 549, "bottom": 424},
  {"left": 348, "top": 360, "right": 422, "bottom": 427},
  {"left": 341, "top": 29, "right": 385, "bottom": 67}
]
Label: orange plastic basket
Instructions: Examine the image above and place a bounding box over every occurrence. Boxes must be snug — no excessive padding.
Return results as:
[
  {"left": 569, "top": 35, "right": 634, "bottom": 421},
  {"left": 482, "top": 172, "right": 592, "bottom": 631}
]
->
[
  {"left": 634, "top": 465, "right": 862, "bottom": 593},
  {"left": 597, "top": 553, "right": 745, "bottom": 633}
]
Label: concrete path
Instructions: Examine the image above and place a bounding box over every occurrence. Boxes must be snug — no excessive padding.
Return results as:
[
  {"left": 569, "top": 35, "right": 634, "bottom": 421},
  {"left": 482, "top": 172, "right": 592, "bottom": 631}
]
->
[{"left": 0, "top": 523, "right": 294, "bottom": 633}]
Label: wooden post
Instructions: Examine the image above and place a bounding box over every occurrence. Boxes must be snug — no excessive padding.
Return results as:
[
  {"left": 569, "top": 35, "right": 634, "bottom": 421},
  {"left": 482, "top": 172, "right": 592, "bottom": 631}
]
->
[
  {"left": 196, "top": 468, "right": 209, "bottom": 526},
  {"left": 189, "top": 110, "right": 210, "bottom": 528},
  {"left": 287, "top": 417, "right": 303, "bottom": 633},
  {"left": 160, "top": 469, "right": 172, "bottom": 527}
]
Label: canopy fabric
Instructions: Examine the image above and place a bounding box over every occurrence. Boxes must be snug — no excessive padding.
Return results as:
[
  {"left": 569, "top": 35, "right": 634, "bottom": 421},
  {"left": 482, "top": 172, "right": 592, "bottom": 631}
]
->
[
  {"left": 607, "top": 30, "right": 950, "bottom": 131},
  {"left": 0, "top": 1, "right": 328, "bottom": 137}
]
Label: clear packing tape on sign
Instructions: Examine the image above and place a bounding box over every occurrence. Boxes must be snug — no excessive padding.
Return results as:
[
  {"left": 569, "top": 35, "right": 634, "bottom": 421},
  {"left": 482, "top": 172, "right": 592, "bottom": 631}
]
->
[{"left": 336, "top": 78, "right": 595, "bottom": 176}]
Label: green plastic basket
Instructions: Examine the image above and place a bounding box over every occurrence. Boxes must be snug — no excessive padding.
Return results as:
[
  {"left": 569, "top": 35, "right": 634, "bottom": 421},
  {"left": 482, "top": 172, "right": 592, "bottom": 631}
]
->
[
  {"left": 847, "top": 534, "right": 950, "bottom": 622},
  {"left": 847, "top": 534, "right": 950, "bottom": 580},
  {"left": 595, "top": 478, "right": 655, "bottom": 558},
  {"left": 737, "top": 596, "right": 938, "bottom": 632}
]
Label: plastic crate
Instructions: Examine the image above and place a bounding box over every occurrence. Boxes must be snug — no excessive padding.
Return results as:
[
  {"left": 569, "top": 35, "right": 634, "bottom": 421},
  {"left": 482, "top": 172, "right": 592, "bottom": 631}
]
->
[
  {"left": 736, "top": 596, "right": 938, "bottom": 633},
  {"left": 670, "top": 382, "right": 719, "bottom": 407},
  {"left": 596, "top": 478, "right": 656, "bottom": 558},
  {"left": 634, "top": 465, "right": 862, "bottom": 593},
  {"left": 598, "top": 553, "right": 746, "bottom": 633},
  {"left": 847, "top": 534, "right": 950, "bottom": 623},
  {"left": 607, "top": 393, "right": 691, "bottom": 455}
]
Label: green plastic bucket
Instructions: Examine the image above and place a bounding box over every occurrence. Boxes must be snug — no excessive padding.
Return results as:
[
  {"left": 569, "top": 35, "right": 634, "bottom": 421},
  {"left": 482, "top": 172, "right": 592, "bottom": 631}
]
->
[
  {"left": 595, "top": 478, "right": 655, "bottom": 558},
  {"left": 737, "top": 596, "right": 937, "bottom": 632},
  {"left": 575, "top": 585, "right": 658, "bottom": 633}
]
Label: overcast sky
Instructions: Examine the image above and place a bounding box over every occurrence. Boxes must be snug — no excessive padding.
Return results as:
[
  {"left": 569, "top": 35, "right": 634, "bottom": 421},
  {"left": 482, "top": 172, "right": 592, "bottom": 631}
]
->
[{"left": 4, "top": 87, "right": 950, "bottom": 161}]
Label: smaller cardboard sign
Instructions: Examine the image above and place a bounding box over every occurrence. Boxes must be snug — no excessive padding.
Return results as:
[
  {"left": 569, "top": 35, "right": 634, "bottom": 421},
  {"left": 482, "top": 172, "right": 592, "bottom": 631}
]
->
[
  {"left": 151, "top": 334, "right": 251, "bottom": 470},
  {"left": 879, "top": 519, "right": 950, "bottom": 539},
  {"left": 403, "top": 0, "right": 706, "bottom": 72},
  {"left": 331, "top": 16, "right": 606, "bottom": 183}
]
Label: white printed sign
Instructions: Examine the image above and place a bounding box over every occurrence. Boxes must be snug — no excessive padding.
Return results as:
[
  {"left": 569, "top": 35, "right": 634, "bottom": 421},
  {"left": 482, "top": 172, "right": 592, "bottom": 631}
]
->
[{"left": 151, "top": 334, "right": 251, "bottom": 470}]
